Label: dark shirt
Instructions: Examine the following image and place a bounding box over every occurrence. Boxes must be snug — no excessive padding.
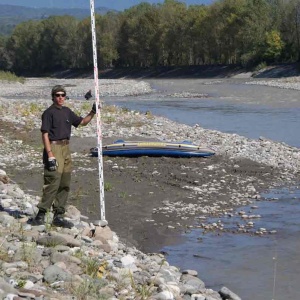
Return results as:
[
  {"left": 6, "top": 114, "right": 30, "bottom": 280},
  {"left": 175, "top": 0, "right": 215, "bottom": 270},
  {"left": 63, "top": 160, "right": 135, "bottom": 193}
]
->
[{"left": 41, "top": 105, "right": 83, "bottom": 141}]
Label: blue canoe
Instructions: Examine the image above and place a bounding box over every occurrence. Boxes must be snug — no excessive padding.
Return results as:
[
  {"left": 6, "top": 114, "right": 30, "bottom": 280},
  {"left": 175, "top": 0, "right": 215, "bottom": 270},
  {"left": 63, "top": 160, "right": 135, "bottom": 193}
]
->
[{"left": 90, "top": 140, "right": 215, "bottom": 158}]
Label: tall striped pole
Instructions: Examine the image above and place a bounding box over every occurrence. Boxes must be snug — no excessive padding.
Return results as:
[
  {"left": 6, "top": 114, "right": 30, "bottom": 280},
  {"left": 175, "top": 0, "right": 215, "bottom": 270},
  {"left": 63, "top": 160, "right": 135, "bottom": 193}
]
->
[{"left": 90, "top": 0, "right": 107, "bottom": 226}]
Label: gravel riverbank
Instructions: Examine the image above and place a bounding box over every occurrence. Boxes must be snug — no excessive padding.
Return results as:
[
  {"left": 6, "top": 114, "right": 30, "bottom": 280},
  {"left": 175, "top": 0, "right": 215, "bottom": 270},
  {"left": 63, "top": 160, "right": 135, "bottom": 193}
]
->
[{"left": 0, "top": 76, "right": 299, "bottom": 300}]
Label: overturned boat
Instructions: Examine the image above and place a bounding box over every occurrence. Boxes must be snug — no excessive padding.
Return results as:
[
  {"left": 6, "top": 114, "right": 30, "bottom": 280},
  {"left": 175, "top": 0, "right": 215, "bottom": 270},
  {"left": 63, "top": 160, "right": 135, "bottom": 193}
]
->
[{"left": 90, "top": 140, "right": 215, "bottom": 158}]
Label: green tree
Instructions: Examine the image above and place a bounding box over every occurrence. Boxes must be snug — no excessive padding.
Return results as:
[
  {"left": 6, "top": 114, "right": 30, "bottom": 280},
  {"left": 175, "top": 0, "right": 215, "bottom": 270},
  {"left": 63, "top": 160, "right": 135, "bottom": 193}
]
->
[
  {"left": 159, "top": 0, "right": 190, "bottom": 65},
  {"left": 0, "top": 35, "right": 12, "bottom": 70},
  {"left": 74, "top": 18, "right": 93, "bottom": 68},
  {"left": 280, "top": 0, "right": 300, "bottom": 61},
  {"left": 2, "top": 0, "right": 300, "bottom": 71},
  {"left": 238, "top": 0, "right": 273, "bottom": 66},
  {"left": 216, "top": 0, "right": 248, "bottom": 64},
  {"left": 7, "top": 20, "right": 42, "bottom": 72},
  {"left": 117, "top": 2, "right": 162, "bottom": 67},
  {"left": 96, "top": 13, "right": 120, "bottom": 68},
  {"left": 263, "top": 30, "right": 284, "bottom": 61},
  {"left": 38, "top": 16, "right": 79, "bottom": 70},
  {"left": 186, "top": 5, "right": 209, "bottom": 65}
]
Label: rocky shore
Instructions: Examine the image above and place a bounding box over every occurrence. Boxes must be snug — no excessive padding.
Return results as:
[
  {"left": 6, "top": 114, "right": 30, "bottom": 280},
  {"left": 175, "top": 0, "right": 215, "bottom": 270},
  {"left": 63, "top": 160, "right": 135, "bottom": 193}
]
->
[
  {"left": 1, "top": 168, "right": 240, "bottom": 300},
  {"left": 0, "top": 76, "right": 300, "bottom": 300}
]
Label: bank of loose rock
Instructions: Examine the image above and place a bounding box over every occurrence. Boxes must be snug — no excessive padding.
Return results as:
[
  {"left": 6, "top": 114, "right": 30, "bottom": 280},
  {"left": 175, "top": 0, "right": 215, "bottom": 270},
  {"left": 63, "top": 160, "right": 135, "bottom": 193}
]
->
[{"left": 0, "top": 169, "right": 239, "bottom": 300}]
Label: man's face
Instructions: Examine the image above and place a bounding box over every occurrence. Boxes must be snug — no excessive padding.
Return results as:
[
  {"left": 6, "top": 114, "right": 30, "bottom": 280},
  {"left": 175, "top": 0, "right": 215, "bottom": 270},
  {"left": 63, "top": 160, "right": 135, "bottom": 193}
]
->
[{"left": 53, "top": 91, "right": 66, "bottom": 106}]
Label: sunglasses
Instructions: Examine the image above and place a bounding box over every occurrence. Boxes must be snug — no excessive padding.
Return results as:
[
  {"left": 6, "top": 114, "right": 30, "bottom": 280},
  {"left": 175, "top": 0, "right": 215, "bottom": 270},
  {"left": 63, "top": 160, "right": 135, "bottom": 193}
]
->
[{"left": 55, "top": 93, "right": 66, "bottom": 97}]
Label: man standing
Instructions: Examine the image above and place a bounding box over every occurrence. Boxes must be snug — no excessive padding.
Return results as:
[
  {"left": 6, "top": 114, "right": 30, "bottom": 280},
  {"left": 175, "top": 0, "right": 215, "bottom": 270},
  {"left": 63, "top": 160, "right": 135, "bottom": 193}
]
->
[{"left": 32, "top": 85, "right": 97, "bottom": 228}]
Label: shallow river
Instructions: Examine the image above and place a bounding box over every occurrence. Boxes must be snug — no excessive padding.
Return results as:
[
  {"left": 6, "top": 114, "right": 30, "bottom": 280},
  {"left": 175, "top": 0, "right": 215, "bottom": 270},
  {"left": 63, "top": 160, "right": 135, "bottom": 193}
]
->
[
  {"left": 106, "top": 78, "right": 300, "bottom": 148},
  {"left": 105, "top": 78, "right": 300, "bottom": 300}
]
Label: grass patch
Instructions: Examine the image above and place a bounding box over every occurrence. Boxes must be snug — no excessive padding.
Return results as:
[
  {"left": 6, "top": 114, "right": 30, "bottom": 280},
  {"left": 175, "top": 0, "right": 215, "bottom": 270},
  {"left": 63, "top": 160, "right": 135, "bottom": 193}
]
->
[
  {"left": 118, "top": 191, "right": 127, "bottom": 199},
  {"left": 253, "top": 61, "right": 267, "bottom": 72},
  {"left": 145, "top": 110, "right": 154, "bottom": 119},
  {"left": 81, "top": 102, "right": 91, "bottom": 111},
  {"left": 104, "top": 182, "right": 113, "bottom": 192},
  {"left": 83, "top": 257, "right": 101, "bottom": 278},
  {"left": 21, "top": 103, "right": 44, "bottom": 117},
  {"left": 103, "top": 116, "right": 116, "bottom": 124},
  {"left": 118, "top": 120, "right": 146, "bottom": 128},
  {"left": 103, "top": 105, "right": 119, "bottom": 114},
  {"left": 66, "top": 279, "right": 108, "bottom": 300},
  {"left": 0, "top": 71, "right": 25, "bottom": 83},
  {"left": 0, "top": 238, "right": 11, "bottom": 262}
]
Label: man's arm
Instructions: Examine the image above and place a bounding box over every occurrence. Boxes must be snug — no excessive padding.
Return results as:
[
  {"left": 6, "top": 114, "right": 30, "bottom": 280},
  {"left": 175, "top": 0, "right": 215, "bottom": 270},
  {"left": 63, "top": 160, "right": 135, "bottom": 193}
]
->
[
  {"left": 80, "top": 111, "right": 95, "bottom": 126},
  {"left": 42, "top": 131, "right": 54, "bottom": 157}
]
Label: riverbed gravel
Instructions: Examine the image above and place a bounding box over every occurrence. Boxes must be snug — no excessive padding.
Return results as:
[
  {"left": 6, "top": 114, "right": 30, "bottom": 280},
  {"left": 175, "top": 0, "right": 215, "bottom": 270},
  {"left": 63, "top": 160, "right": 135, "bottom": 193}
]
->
[
  {"left": 0, "top": 76, "right": 299, "bottom": 300},
  {"left": 246, "top": 76, "right": 300, "bottom": 91},
  {"left": 1, "top": 78, "right": 300, "bottom": 173}
]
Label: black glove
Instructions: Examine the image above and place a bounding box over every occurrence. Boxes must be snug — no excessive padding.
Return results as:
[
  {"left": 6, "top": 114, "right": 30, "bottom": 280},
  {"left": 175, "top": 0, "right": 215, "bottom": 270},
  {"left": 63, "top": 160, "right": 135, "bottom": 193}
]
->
[
  {"left": 91, "top": 102, "right": 97, "bottom": 114},
  {"left": 47, "top": 158, "right": 57, "bottom": 171}
]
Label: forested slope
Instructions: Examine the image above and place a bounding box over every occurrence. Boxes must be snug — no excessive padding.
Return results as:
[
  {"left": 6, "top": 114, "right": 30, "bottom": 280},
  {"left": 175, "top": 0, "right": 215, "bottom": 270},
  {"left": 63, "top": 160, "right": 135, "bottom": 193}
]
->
[{"left": 0, "top": 0, "right": 299, "bottom": 74}]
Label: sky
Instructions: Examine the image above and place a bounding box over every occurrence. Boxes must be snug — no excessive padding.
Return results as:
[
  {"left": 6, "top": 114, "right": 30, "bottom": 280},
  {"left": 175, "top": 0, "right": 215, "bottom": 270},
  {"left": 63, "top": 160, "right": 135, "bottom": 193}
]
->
[{"left": 0, "top": 0, "right": 213, "bottom": 10}]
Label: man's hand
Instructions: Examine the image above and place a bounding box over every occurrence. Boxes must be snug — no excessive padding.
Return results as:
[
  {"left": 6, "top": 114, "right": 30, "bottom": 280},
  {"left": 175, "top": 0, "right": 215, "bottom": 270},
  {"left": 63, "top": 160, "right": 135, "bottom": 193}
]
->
[{"left": 47, "top": 157, "right": 57, "bottom": 171}]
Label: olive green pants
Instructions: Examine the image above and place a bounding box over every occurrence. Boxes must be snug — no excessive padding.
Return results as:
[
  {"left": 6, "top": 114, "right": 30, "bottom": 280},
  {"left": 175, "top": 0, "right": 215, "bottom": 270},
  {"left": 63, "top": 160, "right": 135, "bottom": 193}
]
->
[{"left": 38, "top": 143, "right": 72, "bottom": 214}]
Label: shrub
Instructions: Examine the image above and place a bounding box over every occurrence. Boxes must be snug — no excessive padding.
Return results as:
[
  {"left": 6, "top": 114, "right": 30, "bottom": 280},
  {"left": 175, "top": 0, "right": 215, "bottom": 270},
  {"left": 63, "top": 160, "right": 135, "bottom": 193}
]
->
[{"left": 0, "top": 71, "right": 25, "bottom": 83}]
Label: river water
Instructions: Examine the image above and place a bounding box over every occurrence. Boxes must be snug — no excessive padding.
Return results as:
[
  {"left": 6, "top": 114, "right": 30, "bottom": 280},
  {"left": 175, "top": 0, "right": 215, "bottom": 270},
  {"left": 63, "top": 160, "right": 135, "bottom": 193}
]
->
[
  {"left": 105, "top": 78, "right": 300, "bottom": 300},
  {"left": 106, "top": 78, "right": 300, "bottom": 148}
]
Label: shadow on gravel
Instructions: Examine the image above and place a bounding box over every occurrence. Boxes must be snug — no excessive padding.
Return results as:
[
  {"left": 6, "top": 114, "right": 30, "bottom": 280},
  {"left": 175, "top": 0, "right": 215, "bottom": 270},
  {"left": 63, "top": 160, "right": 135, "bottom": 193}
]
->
[{"left": 26, "top": 63, "right": 300, "bottom": 80}]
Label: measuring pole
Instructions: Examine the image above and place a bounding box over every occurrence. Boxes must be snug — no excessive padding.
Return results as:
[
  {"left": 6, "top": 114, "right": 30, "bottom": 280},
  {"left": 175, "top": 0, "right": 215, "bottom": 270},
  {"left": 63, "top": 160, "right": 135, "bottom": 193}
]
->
[{"left": 90, "top": 0, "right": 107, "bottom": 225}]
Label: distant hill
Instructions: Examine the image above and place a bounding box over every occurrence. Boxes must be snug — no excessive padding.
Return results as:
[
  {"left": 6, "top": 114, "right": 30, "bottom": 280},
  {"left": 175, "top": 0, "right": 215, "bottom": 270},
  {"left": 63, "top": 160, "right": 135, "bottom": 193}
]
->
[{"left": 0, "top": 4, "right": 117, "bottom": 35}]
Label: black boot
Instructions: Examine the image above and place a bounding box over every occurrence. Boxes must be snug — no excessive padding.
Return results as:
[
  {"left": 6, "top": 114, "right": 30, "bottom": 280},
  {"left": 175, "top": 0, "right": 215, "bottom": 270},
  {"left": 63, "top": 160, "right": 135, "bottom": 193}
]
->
[
  {"left": 31, "top": 210, "right": 46, "bottom": 226},
  {"left": 52, "top": 213, "right": 74, "bottom": 229}
]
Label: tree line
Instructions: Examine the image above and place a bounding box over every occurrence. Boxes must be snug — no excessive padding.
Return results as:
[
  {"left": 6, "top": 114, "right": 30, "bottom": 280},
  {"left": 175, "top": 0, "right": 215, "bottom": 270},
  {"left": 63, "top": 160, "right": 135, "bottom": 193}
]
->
[{"left": 0, "top": 0, "right": 299, "bottom": 74}]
